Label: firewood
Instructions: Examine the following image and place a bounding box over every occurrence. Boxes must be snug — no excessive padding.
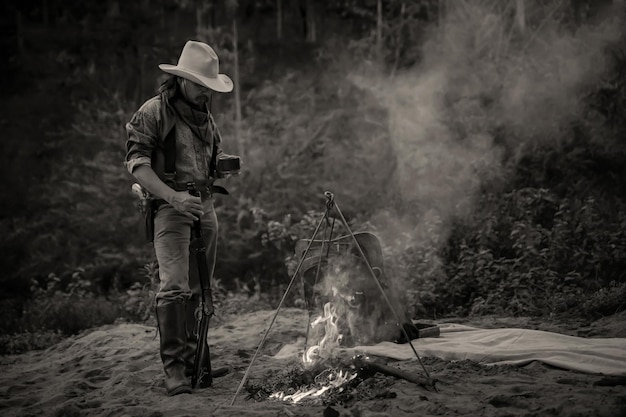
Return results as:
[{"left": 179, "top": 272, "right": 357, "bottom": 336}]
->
[{"left": 352, "top": 356, "right": 436, "bottom": 391}]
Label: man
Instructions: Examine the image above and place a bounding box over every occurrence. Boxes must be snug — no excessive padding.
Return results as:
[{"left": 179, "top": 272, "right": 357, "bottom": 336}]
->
[{"left": 124, "top": 40, "right": 234, "bottom": 396}]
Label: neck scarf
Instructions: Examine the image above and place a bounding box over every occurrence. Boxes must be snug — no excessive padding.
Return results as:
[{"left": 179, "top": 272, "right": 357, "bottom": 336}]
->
[{"left": 169, "top": 96, "right": 210, "bottom": 142}]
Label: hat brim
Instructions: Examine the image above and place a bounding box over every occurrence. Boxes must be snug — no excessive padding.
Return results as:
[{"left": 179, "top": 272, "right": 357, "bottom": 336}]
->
[{"left": 159, "top": 64, "right": 233, "bottom": 93}]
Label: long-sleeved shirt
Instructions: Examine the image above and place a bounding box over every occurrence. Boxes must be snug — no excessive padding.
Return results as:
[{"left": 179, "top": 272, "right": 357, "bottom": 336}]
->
[{"left": 124, "top": 95, "right": 223, "bottom": 188}]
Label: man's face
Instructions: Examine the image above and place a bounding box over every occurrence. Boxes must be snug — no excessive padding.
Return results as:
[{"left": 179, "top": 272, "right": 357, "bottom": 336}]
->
[{"left": 181, "top": 78, "right": 211, "bottom": 107}]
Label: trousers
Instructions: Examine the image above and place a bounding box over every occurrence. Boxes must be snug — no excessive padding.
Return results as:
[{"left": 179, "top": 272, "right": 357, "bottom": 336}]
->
[{"left": 153, "top": 198, "right": 218, "bottom": 301}]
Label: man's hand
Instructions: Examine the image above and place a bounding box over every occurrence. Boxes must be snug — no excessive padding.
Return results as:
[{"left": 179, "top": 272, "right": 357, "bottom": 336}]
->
[{"left": 168, "top": 191, "right": 203, "bottom": 221}]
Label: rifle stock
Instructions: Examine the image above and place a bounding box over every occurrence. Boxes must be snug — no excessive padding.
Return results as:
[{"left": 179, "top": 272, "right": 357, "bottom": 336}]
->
[{"left": 191, "top": 302, "right": 212, "bottom": 388}]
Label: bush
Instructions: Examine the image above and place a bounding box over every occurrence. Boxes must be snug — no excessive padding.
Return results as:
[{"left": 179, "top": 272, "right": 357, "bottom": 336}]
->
[
  {"left": 215, "top": 195, "right": 326, "bottom": 293},
  {"left": 20, "top": 271, "right": 119, "bottom": 335},
  {"left": 410, "top": 187, "right": 626, "bottom": 318},
  {"left": 0, "top": 330, "right": 65, "bottom": 355},
  {"left": 581, "top": 281, "right": 626, "bottom": 318},
  {"left": 114, "top": 261, "right": 159, "bottom": 323}
]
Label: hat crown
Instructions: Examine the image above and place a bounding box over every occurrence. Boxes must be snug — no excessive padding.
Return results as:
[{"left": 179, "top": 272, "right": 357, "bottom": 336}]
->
[
  {"left": 177, "top": 41, "right": 219, "bottom": 79},
  {"left": 159, "top": 40, "right": 233, "bottom": 92}
]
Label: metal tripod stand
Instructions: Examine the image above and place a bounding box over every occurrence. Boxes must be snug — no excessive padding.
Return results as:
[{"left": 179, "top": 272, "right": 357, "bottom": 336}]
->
[{"left": 230, "top": 191, "right": 435, "bottom": 405}]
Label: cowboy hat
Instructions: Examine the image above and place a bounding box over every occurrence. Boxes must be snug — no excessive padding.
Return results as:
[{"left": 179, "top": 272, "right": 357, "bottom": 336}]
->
[{"left": 159, "top": 40, "right": 233, "bottom": 93}]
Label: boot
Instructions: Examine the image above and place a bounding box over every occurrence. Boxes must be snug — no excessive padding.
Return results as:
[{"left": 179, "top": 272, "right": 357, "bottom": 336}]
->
[
  {"left": 184, "top": 295, "right": 230, "bottom": 387},
  {"left": 156, "top": 299, "right": 192, "bottom": 396}
]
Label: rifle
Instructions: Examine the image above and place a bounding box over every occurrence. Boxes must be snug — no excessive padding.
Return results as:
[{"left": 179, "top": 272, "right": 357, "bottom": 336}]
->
[{"left": 187, "top": 182, "right": 215, "bottom": 389}]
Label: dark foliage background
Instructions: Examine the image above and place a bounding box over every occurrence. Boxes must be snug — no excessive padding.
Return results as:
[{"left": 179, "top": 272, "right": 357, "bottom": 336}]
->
[{"left": 1, "top": 0, "right": 625, "bottom": 352}]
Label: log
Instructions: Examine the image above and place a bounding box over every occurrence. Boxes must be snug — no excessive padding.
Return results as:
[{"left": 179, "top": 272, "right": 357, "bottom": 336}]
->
[{"left": 352, "top": 356, "right": 437, "bottom": 391}]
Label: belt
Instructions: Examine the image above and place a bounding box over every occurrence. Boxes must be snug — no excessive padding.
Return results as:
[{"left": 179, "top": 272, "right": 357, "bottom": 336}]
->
[
  {"left": 167, "top": 180, "right": 229, "bottom": 195},
  {"left": 153, "top": 181, "right": 229, "bottom": 209}
]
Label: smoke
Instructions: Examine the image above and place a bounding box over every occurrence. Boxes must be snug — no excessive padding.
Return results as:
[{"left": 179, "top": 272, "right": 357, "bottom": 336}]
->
[{"left": 349, "top": 2, "right": 623, "bottom": 301}]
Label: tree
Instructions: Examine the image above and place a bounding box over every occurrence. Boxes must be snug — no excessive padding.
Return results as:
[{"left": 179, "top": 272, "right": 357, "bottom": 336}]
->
[
  {"left": 302, "top": 0, "right": 316, "bottom": 43},
  {"left": 224, "top": 0, "right": 243, "bottom": 157},
  {"left": 277, "top": 0, "right": 282, "bottom": 40},
  {"left": 376, "top": 0, "right": 383, "bottom": 63},
  {"left": 233, "top": 17, "right": 243, "bottom": 158},
  {"left": 515, "top": 0, "right": 526, "bottom": 34}
]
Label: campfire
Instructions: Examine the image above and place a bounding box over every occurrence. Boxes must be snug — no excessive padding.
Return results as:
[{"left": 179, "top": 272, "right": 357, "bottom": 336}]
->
[
  {"left": 245, "top": 359, "right": 398, "bottom": 406},
  {"left": 245, "top": 273, "right": 434, "bottom": 405},
  {"left": 232, "top": 193, "right": 437, "bottom": 406},
  {"left": 267, "top": 368, "right": 359, "bottom": 404}
]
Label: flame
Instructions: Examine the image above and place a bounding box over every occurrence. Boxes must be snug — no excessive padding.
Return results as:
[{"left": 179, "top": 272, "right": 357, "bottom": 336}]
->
[
  {"left": 303, "top": 301, "right": 343, "bottom": 366},
  {"left": 269, "top": 267, "right": 375, "bottom": 404},
  {"left": 269, "top": 369, "right": 357, "bottom": 404}
]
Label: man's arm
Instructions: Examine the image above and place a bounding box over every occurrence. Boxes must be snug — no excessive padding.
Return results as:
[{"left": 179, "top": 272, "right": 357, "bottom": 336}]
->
[
  {"left": 133, "top": 165, "right": 203, "bottom": 221},
  {"left": 125, "top": 99, "right": 203, "bottom": 221}
]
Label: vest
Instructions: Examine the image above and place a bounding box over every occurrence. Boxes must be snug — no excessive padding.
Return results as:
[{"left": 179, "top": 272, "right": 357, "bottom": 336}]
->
[{"left": 151, "top": 98, "right": 218, "bottom": 190}]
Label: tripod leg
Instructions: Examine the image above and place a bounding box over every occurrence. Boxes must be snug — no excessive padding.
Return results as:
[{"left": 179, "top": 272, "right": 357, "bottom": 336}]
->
[
  {"left": 330, "top": 197, "right": 434, "bottom": 387},
  {"left": 230, "top": 208, "right": 331, "bottom": 405}
]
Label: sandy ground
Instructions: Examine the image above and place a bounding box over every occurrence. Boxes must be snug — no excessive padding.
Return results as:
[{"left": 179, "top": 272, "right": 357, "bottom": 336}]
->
[{"left": 1, "top": 308, "right": 625, "bottom": 417}]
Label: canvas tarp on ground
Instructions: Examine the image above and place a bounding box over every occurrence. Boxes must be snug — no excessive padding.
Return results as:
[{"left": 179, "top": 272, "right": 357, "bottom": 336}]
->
[{"left": 274, "top": 323, "right": 626, "bottom": 376}]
